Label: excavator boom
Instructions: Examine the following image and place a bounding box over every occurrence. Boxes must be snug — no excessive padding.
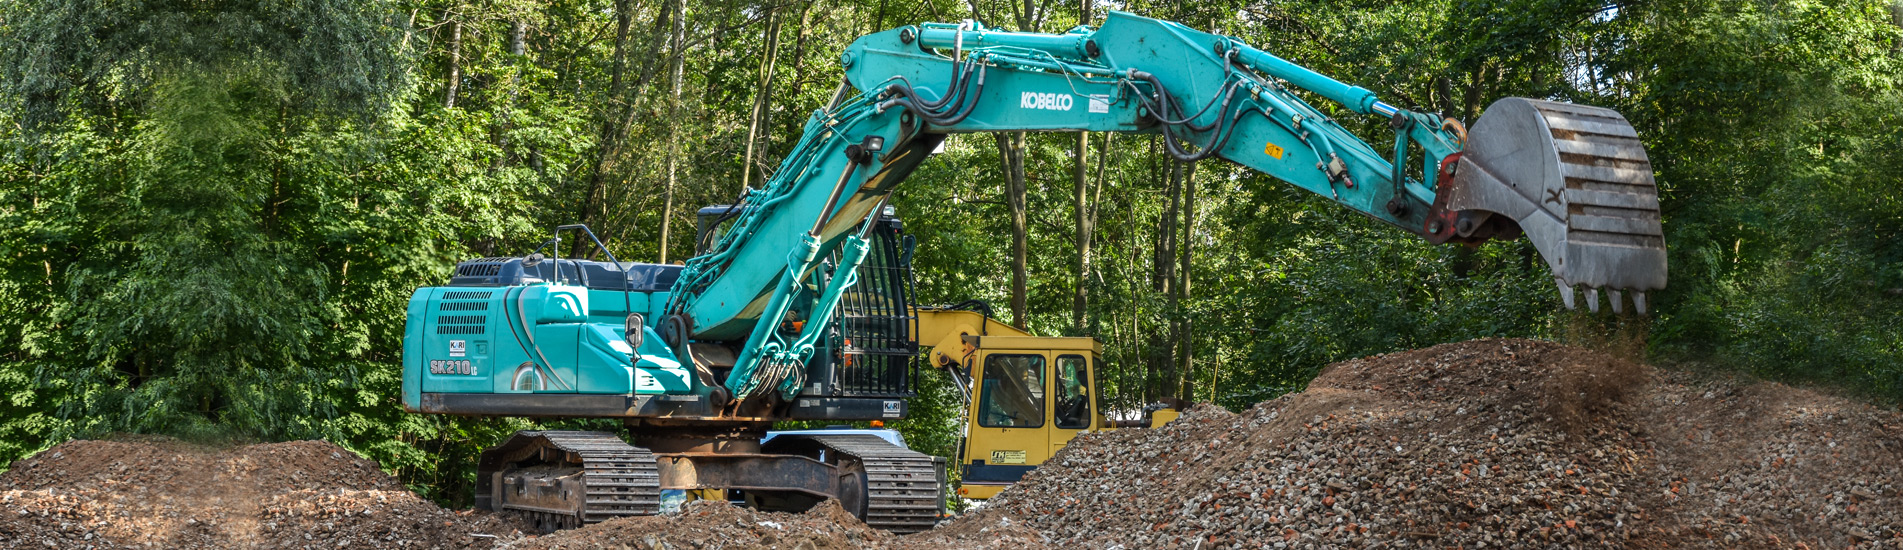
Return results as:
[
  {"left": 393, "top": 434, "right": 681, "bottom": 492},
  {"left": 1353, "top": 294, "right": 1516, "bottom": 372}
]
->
[{"left": 670, "top": 11, "right": 1667, "bottom": 402}]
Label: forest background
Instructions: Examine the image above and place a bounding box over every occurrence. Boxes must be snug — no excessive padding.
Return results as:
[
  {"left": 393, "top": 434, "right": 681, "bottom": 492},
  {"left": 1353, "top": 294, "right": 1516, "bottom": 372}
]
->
[{"left": 0, "top": 0, "right": 1897, "bottom": 505}]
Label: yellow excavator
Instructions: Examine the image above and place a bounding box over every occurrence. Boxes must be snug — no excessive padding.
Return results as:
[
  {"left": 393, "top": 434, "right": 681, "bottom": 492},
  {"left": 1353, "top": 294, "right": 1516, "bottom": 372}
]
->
[{"left": 913, "top": 304, "right": 1173, "bottom": 500}]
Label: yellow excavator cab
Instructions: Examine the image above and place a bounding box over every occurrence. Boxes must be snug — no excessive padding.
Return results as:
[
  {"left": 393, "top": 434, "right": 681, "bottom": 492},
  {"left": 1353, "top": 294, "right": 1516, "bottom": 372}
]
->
[{"left": 913, "top": 308, "right": 1111, "bottom": 500}]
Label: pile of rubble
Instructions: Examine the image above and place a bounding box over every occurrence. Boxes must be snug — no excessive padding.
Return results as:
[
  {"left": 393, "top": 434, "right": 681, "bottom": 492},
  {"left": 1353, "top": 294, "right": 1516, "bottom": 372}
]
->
[
  {"left": 955, "top": 338, "right": 1903, "bottom": 549},
  {"left": 0, "top": 439, "right": 526, "bottom": 549},
  {"left": 501, "top": 499, "right": 1047, "bottom": 550},
  {"left": 4, "top": 338, "right": 1897, "bottom": 549}
]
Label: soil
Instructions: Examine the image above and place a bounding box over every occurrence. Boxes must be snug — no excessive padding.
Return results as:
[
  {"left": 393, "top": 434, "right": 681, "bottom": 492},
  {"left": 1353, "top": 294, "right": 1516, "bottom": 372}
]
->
[
  {"left": 0, "top": 439, "right": 529, "bottom": 549},
  {"left": 5, "top": 338, "right": 1899, "bottom": 549}
]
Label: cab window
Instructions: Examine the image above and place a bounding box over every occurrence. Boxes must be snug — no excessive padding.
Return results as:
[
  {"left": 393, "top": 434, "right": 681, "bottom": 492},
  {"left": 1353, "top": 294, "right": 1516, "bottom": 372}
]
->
[
  {"left": 1054, "top": 354, "right": 1092, "bottom": 429},
  {"left": 978, "top": 354, "right": 1045, "bottom": 428}
]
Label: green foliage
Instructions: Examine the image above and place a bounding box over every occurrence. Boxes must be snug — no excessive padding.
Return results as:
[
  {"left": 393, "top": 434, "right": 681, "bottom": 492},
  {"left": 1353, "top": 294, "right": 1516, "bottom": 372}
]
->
[
  {"left": 1622, "top": 0, "right": 1903, "bottom": 395},
  {"left": 1, "top": 0, "right": 1897, "bottom": 508}
]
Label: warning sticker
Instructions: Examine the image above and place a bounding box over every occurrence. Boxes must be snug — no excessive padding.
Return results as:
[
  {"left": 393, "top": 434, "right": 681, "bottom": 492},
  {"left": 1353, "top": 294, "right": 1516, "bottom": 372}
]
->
[
  {"left": 1263, "top": 142, "right": 1285, "bottom": 159},
  {"left": 990, "top": 450, "right": 1027, "bottom": 465},
  {"left": 449, "top": 340, "right": 466, "bottom": 357},
  {"left": 1087, "top": 94, "right": 1110, "bottom": 114},
  {"left": 883, "top": 400, "right": 902, "bottom": 418}
]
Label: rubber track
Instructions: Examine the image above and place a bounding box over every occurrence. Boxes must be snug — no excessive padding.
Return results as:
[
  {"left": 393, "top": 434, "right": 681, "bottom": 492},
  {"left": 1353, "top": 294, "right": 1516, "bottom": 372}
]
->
[
  {"left": 804, "top": 434, "right": 944, "bottom": 533},
  {"left": 518, "top": 431, "right": 662, "bottom": 524}
]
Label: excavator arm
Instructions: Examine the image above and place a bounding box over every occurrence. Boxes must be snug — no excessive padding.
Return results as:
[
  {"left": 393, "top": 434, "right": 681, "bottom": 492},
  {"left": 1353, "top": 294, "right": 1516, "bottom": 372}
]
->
[{"left": 664, "top": 11, "right": 1667, "bottom": 404}]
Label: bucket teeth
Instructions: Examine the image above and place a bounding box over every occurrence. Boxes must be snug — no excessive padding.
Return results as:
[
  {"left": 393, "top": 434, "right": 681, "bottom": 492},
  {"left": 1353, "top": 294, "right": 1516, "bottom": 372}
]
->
[{"left": 1559, "top": 283, "right": 1651, "bottom": 315}]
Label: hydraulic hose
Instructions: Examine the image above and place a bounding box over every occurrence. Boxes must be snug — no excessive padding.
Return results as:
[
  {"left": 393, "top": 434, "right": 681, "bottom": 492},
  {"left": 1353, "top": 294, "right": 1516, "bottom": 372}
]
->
[
  {"left": 885, "top": 55, "right": 980, "bottom": 111},
  {"left": 883, "top": 61, "right": 988, "bottom": 126},
  {"left": 1120, "top": 68, "right": 1258, "bottom": 162},
  {"left": 1125, "top": 72, "right": 1240, "bottom": 131}
]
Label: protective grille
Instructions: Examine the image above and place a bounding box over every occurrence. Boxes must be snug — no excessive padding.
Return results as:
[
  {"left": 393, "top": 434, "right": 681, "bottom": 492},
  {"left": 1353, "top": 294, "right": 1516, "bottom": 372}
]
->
[
  {"left": 829, "top": 220, "right": 917, "bottom": 398},
  {"left": 441, "top": 301, "right": 489, "bottom": 311},
  {"left": 436, "top": 325, "right": 486, "bottom": 335},
  {"left": 444, "top": 290, "right": 496, "bottom": 300},
  {"left": 439, "top": 315, "right": 486, "bottom": 325},
  {"left": 453, "top": 263, "right": 505, "bottom": 278}
]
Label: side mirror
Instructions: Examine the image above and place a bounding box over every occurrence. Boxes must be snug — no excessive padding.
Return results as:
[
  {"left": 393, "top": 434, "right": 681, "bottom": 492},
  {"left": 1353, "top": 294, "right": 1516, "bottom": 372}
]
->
[{"left": 624, "top": 313, "right": 646, "bottom": 350}]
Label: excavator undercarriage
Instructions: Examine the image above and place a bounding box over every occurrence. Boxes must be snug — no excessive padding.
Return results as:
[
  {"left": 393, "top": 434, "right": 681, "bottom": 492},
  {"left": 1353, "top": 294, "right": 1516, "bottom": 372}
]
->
[{"left": 475, "top": 429, "right": 945, "bottom": 534}]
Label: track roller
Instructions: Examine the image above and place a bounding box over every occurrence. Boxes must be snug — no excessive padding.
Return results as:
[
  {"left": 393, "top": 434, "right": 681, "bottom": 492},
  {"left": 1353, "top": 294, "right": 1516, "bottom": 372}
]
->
[{"left": 476, "top": 430, "right": 662, "bottom": 532}]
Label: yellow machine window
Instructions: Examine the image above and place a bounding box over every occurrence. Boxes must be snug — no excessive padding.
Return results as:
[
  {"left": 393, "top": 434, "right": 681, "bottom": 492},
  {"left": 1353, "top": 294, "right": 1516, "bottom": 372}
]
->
[
  {"left": 1055, "top": 354, "right": 1091, "bottom": 429},
  {"left": 978, "top": 354, "right": 1045, "bottom": 428}
]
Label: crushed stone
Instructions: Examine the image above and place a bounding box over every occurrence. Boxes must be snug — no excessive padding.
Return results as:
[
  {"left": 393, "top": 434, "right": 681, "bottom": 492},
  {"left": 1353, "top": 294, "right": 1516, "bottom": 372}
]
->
[
  {"left": 7, "top": 338, "right": 1898, "bottom": 549},
  {"left": 951, "top": 338, "right": 1903, "bottom": 549}
]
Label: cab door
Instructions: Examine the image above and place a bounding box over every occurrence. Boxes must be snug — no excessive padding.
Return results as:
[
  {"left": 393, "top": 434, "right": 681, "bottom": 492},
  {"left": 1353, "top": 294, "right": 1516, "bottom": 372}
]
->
[
  {"left": 1048, "top": 353, "right": 1095, "bottom": 455},
  {"left": 963, "top": 350, "right": 1051, "bottom": 488}
]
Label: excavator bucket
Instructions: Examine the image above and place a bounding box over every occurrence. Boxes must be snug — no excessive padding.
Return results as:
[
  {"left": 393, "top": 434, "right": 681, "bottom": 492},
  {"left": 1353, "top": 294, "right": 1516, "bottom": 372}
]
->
[{"left": 1437, "top": 97, "right": 1667, "bottom": 314}]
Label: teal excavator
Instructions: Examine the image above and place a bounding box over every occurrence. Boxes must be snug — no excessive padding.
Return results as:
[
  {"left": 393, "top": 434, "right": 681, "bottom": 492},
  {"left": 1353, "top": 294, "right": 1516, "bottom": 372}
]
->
[{"left": 400, "top": 11, "right": 1666, "bottom": 533}]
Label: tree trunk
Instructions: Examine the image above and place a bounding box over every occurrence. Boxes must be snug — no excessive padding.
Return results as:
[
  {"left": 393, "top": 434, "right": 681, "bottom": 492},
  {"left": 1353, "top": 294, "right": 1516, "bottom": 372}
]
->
[
  {"left": 994, "top": 4, "right": 1040, "bottom": 331},
  {"left": 996, "top": 132, "right": 1030, "bottom": 329},
  {"left": 1164, "top": 161, "right": 1186, "bottom": 401},
  {"left": 785, "top": 2, "right": 816, "bottom": 136},
  {"left": 1152, "top": 144, "right": 1180, "bottom": 403},
  {"left": 494, "top": 19, "right": 527, "bottom": 171},
  {"left": 1071, "top": 130, "right": 1090, "bottom": 332},
  {"left": 1176, "top": 162, "right": 1197, "bottom": 402},
  {"left": 583, "top": 0, "right": 679, "bottom": 227},
  {"left": 443, "top": 12, "right": 462, "bottom": 109},
  {"left": 658, "top": 0, "right": 686, "bottom": 263},
  {"left": 740, "top": 6, "right": 783, "bottom": 192},
  {"left": 1092, "top": 133, "right": 1108, "bottom": 234},
  {"left": 582, "top": 0, "right": 636, "bottom": 226}
]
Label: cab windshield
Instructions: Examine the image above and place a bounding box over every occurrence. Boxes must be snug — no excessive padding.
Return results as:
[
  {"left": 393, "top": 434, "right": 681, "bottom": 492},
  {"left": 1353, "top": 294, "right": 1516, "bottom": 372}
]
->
[{"left": 978, "top": 354, "right": 1045, "bottom": 428}]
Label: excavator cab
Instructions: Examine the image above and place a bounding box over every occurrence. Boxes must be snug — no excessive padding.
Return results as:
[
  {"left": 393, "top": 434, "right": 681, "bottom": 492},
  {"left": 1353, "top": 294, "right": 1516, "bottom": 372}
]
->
[
  {"left": 909, "top": 305, "right": 1108, "bottom": 500},
  {"left": 954, "top": 336, "right": 1104, "bottom": 500}
]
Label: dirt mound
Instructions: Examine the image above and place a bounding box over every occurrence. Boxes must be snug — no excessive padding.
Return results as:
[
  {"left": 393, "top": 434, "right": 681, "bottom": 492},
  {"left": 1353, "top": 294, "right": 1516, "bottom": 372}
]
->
[
  {"left": 0, "top": 438, "right": 526, "bottom": 549},
  {"left": 950, "top": 338, "right": 1903, "bottom": 549},
  {"left": 6, "top": 338, "right": 1898, "bottom": 549},
  {"left": 506, "top": 497, "right": 1048, "bottom": 550}
]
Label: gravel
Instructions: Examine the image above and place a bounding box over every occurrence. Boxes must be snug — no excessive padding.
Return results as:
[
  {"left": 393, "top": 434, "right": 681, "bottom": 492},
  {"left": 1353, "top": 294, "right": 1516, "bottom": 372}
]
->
[
  {"left": 501, "top": 499, "right": 1048, "bottom": 550},
  {"left": 6, "top": 338, "right": 1897, "bottom": 549},
  {"left": 945, "top": 338, "right": 1903, "bottom": 549}
]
